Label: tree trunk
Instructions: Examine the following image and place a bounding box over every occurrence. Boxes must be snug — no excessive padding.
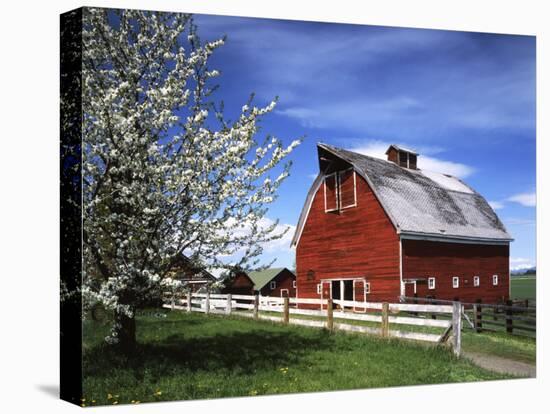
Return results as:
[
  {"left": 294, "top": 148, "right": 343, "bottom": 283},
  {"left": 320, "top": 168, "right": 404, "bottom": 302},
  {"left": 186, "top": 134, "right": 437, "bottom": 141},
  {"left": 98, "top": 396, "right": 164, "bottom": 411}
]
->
[{"left": 114, "top": 310, "right": 137, "bottom": 354}]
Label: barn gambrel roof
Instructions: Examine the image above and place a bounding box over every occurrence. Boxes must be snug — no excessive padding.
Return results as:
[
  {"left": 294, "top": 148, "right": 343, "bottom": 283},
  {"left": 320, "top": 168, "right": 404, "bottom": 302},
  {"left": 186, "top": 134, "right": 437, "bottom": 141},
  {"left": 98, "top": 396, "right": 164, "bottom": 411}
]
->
[{"left": 291, "top": 143, "right": 512, "bottom": 247}]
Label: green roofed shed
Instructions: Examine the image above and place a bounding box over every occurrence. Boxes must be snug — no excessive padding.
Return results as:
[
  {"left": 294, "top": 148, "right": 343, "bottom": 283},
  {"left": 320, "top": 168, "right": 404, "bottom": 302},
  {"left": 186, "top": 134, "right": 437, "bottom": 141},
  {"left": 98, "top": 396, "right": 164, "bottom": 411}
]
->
[{"left": 247, "top": 268, "right": 285, "bottom": 290}]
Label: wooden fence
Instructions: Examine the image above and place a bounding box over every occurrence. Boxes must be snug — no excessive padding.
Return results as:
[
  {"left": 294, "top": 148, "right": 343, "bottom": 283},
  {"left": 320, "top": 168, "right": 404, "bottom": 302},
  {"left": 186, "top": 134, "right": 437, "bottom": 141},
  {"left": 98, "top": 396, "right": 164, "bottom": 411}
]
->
[
  {"left": 403, "top": 296, "right": 536, "bottom": 338},
  {"left": 163, "top": 292, "right": 463, "bottom": 356}
]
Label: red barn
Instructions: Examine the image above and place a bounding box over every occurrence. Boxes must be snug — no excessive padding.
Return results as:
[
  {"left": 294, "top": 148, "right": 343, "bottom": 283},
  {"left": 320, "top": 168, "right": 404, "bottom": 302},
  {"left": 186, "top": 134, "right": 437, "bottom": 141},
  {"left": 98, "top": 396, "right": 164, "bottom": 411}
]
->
[
  {"left": 168, "top": 254, "right": 218, "bottom": 293},
  {"left": 291, "top": 143, "right": 512, "bottom": 305},
  {"left": 223, "top": 268, "right": 297, "bottom": 298}
]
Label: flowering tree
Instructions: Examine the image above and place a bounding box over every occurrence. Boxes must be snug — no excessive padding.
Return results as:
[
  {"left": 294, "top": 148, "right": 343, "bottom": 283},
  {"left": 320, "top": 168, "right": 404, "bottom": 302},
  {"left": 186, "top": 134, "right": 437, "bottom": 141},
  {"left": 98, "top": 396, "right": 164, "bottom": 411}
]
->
[{"left": 81, "top": 8, "right": 300, "bottom": 352}]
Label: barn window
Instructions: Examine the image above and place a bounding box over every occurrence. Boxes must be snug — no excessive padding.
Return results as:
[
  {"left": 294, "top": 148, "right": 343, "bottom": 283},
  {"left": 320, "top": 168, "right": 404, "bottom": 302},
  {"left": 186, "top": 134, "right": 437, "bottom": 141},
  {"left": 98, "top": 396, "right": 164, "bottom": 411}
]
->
[
  {"left": 292, "top": 280, "right": 296, "bottom": 288},
  {"left": 270, "top": 281, "right": 276, "bottom": 290},
  {"left": 324, "top": 173, "right": 338, "bottom": 212},
  {"left": 428, "top": 277, "right": 436, "bottom": 290},
  {"left": 365, "top": 282, "right": 371, "bottom": 294},
  {"left": 338, "top": 168, "right": 356, "bottom": 209},
  {"left": 324, "top": 169, "right": 356, "bottom": 212},
  {"left": 452, "top": 277, "right": 459, "bottom": 288},
  {"left": 492, "top": 275, "right": 499, "bottom": 286},
  {"left": 473, "top": 276, "right": 480, "bottom": 287}
]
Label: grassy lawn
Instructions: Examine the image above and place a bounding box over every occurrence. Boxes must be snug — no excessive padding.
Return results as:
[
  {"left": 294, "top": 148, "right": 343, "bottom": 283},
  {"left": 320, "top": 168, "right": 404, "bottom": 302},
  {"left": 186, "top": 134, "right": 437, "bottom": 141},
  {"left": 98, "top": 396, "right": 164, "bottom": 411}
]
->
[
  {"left": 510, "top": 275, "right": 536, "bottom": 302},
  {"left": 461, "top": 330, "right": 536, "bottom": 364},
  {"left": 254, "top": 309, "right": 536, "bottom": 364},
  {"left": 83, "top": 309, "right": 512, "bottom": 406}
]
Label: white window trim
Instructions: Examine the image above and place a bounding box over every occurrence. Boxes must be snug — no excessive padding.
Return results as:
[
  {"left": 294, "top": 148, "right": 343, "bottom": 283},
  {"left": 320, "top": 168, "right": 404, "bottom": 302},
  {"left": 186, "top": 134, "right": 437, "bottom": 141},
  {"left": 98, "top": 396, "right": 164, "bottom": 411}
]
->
[
  {"left": 452, "top": 276, "right": 459, "bottom": 288},
  {"left": 316, "top": 283, "right": 322, "bottom": 295},
  {"left": 493, "top": 274, "right": 499, "bottom": 286},
  {"left": 324, "top": 172, "right": 339, "bottom": 212},
  {"left": 473, "top": 276, "right": 480, "bottom": 287},
  {"left": 365, "top": 282, "right": 370, "bottom": 294},
  {"left": 428, "top": 277, "right": 436, "bottom": 290},
  {"left": 270, "top": 281, "right": 276, "bottom": 290},
  {"left": 292, "top": 280, "right": 296, "bottom": 288},
  {"left": 338, "top": 168, "right": 357, "bottom": 210}
]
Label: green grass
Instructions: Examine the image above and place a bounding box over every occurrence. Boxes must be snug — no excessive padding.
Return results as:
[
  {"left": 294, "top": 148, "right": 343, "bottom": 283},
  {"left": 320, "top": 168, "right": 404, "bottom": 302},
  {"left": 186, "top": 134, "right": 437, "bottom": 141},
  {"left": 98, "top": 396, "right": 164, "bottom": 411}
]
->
[
  {"left": 83, "top": 309, "right": 512, "bottom": 406},
  {"left": 256, "top": 309, "right": 536, "bottom": 364},
  {"left": 510, "top": 275, "right": 536, "bottom": 302},
  {"left": 461, "top": 330, "right": 536, "bottom": 364}
]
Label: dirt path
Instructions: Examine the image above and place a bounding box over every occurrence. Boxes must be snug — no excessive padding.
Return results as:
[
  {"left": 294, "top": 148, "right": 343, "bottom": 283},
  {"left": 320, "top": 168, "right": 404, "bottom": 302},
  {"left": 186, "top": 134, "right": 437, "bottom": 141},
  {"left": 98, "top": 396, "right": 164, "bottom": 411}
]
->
[{"left": 463, "top": 351, "right": 536, "bottom": 378}]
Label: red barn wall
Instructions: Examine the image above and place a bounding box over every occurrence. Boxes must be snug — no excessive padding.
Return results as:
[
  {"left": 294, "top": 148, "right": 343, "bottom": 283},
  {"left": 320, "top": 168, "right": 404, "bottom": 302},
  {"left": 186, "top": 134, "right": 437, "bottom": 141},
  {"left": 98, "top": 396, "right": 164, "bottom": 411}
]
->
[
  {"left": 296, "top": 173, "right": 401, "bottom": 302},
  {"left": 402, "top": 239, "right": 510, "bottom": 304},
  {"left": 223, "top": 273, "right": 254, "bottom": 296},
  {"left": 259, "top": 269, "right": 297, "bottom": 297}
]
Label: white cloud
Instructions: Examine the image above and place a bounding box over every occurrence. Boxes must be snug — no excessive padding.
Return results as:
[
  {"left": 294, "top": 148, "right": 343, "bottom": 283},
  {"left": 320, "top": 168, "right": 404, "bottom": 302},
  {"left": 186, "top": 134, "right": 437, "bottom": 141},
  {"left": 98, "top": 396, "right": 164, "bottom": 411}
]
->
[
  {"left": 419, "top": 157, "right": 475, "bottom": 179},
  {"left": 348, "top": 140, "right": 475, "bottom": 179},
  {"left": 488, "top": 201, "right": 504, "bottom": 210},
  {"left": 260, "top": 219, "right": 296, "bottom": 253},
  {"left": 508, "top": 192, "right": 536, "bottom": 207},
  {"left": 510, "top": 257, "right": 536, "bottom": 271},
  {"left": 216, "top": 216, "right": 295, "bottom": 259}
]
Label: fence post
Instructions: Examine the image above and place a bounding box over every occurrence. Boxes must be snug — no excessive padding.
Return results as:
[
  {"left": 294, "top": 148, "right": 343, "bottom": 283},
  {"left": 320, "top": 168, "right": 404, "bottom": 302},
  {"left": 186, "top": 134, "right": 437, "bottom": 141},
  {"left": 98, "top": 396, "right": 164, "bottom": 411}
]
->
[
  {"left": 226, "top": 293, "right": 232, "bottom": 316},
  {"left": 205, "top": 291, "right": 210, "bottom": 315},
  {"left": 506, "top": 299, "right": 513, "bottom": 334},
  {"left": 327, "top": 298, "right": 334, "bottom": 331},
  {"left": 283, "top": 297, "right": 289, "bottom": 324},
  {"left": 171, "top": 291, "right": 175, "bottom": 311},
  {"left": 187, "top": 291, "right": 192, "bottom": 313},
  {"left": 253, "top": 294, "right": 259, "bottom": 319},
  {"left": 452, "top": 301, "right": 462, "bottom": 357},
  {"left": 381, "top": 302, "right": 389, "bottom": 338},
  {"left": 474, "top": 299, "right": 482, "bottom": 332}
]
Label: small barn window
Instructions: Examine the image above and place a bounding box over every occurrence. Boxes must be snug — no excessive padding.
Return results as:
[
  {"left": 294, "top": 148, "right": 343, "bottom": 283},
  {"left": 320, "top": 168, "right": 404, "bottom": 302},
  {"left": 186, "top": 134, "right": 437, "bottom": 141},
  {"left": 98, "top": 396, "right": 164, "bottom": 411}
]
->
[
  {"left": 452, "top": 277, "right": 459, "bottom": 288},
  {"left": 338, "top": 168, "right": 356, "bottom": 209},
  {"left": 316, "top": 283, "right": 322, "bottom": 295},
  {"left": 492, "top": 275, "right": 499, "bottom": 286},
  {"left": 473, "top": 276, "right": 480, "bottom": 287},
  {"left": 292, "top": 280, "right": 296, "bottom": 288},
  {"left": 428, "top": 277, "right": 436, "bottom": 290},
  {"left": 324, "top": 173, "right": 338, "bottom": 212},
  {"left": 270, "top": 281, "right": 276, "bottom": 290},
  {"left": 365, "top": 282, "right": 371, "bottom": 294}
]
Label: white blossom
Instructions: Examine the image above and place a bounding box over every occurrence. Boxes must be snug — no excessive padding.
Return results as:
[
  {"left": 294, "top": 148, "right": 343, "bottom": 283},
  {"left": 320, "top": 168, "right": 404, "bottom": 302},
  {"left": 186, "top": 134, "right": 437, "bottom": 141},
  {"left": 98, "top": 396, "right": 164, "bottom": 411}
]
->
[{"left": 79, "top": 8, "right": 301, "bottom": 344}]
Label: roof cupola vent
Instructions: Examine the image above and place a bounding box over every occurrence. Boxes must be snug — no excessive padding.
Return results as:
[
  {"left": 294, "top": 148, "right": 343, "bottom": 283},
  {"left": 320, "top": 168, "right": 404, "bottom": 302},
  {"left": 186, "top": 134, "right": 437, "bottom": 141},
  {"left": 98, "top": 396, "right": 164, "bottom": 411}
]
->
[{"left": 385, "top": 144, "right": 418, "bottom": 170}]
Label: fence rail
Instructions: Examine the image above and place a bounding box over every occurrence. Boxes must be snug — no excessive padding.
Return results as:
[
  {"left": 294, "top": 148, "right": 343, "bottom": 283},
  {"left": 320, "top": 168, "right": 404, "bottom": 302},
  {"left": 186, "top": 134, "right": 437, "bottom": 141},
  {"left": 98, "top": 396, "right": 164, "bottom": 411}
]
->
[
  {"left": 163, "top": 292, "right": 463, "bottom": 356},
  {"left": 402, "top": 296, "right": 536, "bottom": 338}
]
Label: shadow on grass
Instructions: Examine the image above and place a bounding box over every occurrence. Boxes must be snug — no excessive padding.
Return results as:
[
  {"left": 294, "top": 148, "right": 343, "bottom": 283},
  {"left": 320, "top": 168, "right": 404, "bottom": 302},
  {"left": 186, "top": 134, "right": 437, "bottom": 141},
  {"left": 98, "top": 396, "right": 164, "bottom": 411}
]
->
[{"left": 84, "top": 327, "right": 338, "bottom": 379}]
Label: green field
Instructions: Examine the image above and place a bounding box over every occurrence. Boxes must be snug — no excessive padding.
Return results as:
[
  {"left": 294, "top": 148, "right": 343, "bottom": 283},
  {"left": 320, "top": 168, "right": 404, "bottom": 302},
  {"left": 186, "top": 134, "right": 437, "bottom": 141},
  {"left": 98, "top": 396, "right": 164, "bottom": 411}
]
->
[
  {"left": 510, "top": 275, "right": 536, "bottom": 302},
  {"left": 82, "top": 310, "right": 512, "bottom": 406}
]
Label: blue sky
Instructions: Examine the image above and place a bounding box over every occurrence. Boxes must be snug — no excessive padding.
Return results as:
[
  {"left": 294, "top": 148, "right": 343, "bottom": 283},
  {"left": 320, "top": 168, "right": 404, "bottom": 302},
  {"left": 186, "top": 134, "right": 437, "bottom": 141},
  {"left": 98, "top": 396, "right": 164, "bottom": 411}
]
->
[{"left": 192, "top": 13, "right": 536, "bottom": 272}]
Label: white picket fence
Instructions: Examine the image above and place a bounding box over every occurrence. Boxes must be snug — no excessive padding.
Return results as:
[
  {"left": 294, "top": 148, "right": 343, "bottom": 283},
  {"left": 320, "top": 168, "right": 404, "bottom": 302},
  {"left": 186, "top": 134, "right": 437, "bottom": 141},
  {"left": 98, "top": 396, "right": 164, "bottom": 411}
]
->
[{"left": 162, "top": 292, "right": 462, "bottom": 356}]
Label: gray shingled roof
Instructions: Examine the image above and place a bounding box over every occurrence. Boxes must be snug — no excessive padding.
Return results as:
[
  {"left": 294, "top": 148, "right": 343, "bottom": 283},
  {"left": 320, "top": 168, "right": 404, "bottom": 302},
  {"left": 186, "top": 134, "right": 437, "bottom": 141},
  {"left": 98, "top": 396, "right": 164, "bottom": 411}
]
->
[{"left": 291, "top": 143, "right": 512, "bottom": 246}]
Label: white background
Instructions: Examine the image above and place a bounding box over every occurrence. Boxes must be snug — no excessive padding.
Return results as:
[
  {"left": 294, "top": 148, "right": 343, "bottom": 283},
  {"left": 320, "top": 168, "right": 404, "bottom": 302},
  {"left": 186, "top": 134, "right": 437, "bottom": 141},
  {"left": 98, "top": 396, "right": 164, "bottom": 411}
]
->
[{"left": 0, "top": 0, "right": 547, "bottom": 412}]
